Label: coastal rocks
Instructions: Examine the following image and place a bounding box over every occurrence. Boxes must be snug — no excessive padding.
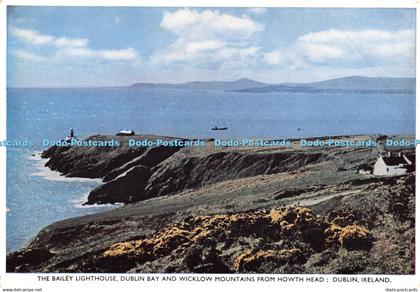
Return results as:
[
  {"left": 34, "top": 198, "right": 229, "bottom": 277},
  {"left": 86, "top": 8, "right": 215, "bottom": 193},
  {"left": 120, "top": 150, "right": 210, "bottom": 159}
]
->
[
  {"left": 85, "top": 146, "right": 182, "bottom": 204},
  {"left": 144, "top": 151, "right": 327, "bottom": 198},
  {"left": 87, "top": 165, "right": 151, "bottom": 204},
  {"left": 41, "top": 135, "right": 183, "bottom": 179},
  {"left": 44, "top": 138, "right": 147, "bottom": 178},
  {"left": 82, "top": 144, "right": 328, "bottom": 205},
  {"left": 41, "top": 135, "right": 184, "bottom": 204},
  {"left": 102, "top": 145, "right": 183, "bottom": 182},
  {"left": 41, "top": 145, "right": 71, "bottom": 159}
]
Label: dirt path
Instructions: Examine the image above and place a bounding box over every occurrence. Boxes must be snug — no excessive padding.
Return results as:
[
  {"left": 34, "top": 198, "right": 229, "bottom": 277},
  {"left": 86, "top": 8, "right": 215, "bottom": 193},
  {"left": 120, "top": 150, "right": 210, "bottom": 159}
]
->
[{"left": 283, "top": 188, "right": 365, "bottom": 207}]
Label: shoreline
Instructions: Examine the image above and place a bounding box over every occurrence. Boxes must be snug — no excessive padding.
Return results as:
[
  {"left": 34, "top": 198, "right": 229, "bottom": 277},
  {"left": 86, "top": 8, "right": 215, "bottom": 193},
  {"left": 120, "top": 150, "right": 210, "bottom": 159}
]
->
[{"left": 29, "top": 152, "right": 103, "bottom": 183}]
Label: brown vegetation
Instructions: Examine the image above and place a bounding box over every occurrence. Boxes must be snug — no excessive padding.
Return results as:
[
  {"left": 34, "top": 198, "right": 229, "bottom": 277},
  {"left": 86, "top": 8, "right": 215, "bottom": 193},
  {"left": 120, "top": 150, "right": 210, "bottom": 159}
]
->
[{"left": 96, "top": 207, "right": 372, "bottom": 273}]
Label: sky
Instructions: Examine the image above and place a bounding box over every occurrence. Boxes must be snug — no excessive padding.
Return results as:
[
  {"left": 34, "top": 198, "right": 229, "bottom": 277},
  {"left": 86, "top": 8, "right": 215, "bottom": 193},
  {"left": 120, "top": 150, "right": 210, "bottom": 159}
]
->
[{"left": 7, "top": 7, "right": 416, "bottom": 87}]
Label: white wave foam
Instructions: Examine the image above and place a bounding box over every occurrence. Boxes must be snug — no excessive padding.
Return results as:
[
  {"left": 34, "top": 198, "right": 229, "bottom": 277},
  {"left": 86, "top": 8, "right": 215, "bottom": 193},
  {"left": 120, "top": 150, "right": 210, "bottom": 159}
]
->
[
  {"left": 28, "top": 152, "right": 102, "bottom": 183},
  {"left": 27, "top": 152, "right": 119, "bottom": 209},
  {"left": 71, "top": 191, "right": 123, "bottom": 209}
]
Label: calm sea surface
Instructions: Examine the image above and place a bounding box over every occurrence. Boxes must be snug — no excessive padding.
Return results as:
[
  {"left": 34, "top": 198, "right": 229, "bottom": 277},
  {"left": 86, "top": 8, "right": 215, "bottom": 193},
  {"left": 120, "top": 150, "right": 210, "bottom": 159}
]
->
[{"left": 6, "top": 87, "right": 415, "bottom": 252}]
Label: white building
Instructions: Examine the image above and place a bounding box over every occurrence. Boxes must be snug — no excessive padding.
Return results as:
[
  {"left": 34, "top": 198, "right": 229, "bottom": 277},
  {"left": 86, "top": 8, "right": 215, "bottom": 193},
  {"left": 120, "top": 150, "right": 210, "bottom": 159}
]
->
[{"left": 373, "top": 153, "right": 413, "bottom": 176}]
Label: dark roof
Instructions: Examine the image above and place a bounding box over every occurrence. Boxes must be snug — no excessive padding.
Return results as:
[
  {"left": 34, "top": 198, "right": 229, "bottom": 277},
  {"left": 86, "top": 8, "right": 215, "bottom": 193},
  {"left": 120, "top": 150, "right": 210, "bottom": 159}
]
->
[
  {"left": 358, "top": 163, "right": 373, "bottom": 170},
  {"left": 382, "top": 156, "right": 408, "bottom": 166}
]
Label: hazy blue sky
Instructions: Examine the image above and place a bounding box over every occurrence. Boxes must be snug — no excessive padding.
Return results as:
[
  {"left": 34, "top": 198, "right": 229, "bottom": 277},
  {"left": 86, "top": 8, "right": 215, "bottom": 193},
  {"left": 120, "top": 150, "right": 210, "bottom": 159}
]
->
[{"left": 7, "top": 7, "right": 416, "bottom": 87}]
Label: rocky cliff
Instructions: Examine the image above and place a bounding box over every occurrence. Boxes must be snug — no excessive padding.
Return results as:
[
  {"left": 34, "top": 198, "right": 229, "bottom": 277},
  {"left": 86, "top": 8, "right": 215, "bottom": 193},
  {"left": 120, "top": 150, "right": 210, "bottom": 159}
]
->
[{"left": 42, "top": 135, "right": 331, "bottom": 205}]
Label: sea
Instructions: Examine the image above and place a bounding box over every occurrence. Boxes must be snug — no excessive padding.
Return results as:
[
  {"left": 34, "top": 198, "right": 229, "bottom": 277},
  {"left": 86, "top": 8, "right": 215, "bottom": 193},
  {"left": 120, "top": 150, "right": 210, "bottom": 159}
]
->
[{"left": 6, "top": 87, "right": 416, "bottom": 252}]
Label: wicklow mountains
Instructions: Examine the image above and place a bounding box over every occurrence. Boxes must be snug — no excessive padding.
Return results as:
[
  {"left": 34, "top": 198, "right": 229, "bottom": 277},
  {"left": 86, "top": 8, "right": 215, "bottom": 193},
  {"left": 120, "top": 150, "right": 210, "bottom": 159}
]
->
[
  {"left": 130, "top": 76, "right": 415, "bottom": 94},
  {"left": 130, "top": 78, "right": 267, "bottom": 91}
]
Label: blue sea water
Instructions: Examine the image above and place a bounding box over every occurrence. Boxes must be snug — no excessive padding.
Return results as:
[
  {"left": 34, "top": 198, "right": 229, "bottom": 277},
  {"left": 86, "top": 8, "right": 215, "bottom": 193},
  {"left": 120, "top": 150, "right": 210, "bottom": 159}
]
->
[
  {"left": 6, "top": 87, "right": 416, "bottom": 252},
  {"left": 6, "top": 149, "right": 109, "bottom": 253}
]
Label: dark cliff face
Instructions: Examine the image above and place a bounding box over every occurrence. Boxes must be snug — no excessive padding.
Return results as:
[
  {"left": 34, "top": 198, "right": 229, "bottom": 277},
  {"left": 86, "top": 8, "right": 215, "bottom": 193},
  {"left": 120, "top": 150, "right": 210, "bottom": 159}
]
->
[
  {"left": 88, "top": 165, "right": 152, "bottom": 204},
  {"left": 102, "top": 145, "right": 182, "bottom": 182},
  {"left": 144, "top": 151, "right": 328, "bottom": 198},
  {"left": 41, "top": 135, "right": 180, "bottom": 179},
  {"left": 89, "top": 150, "right": 329, "bottom": 205},
  {"left": 41, "top": 135, "right": 184, "bottom": 204},
  {"left": 42, "top": 135, "right": 329, "bottom": 205}
]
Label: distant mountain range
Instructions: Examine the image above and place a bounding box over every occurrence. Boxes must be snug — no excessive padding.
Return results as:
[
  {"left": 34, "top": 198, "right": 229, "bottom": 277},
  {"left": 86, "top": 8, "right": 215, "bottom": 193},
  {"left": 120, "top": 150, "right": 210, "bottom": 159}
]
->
[
  {"left": 130, "top": 78, "right": 266, "bottom": 91},
  {"left": 130, "top": 76, "right": 415, "bottom": 94}
]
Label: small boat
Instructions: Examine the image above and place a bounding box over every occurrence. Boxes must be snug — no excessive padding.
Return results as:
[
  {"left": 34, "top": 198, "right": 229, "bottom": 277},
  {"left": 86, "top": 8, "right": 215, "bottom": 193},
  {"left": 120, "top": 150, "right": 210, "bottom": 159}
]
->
[
  {"left": 117, "top": 129, "right": 136, "bottom": 136},
  {"left": 211, "top": 126, "right": 228, "bottom": 131}
]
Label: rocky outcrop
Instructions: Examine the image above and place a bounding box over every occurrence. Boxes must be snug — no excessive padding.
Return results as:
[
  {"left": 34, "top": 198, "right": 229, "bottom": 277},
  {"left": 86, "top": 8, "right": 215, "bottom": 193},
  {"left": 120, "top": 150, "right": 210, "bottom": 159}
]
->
[
  {"left": 145, "top": 151, "right": 328, "bottom": 198},
  {"left": 87, "top": 166, "right": 151, "bottom": 204},
  {"left": 102, "top": 145, "right": 182, "bottom": 182},
  {"left": 43, "top": 136, "right": 147, "bottom": 178},
  {"left": 41, "top": 135, "right": 183, "bottom": 179},
  {"left": 42, "top": 135, "right": 185, "bottom": 204},
  {"left": 87, "top": 150, "right": 327, "bottom": 204},
  {"left": 42, "top": 134, "right": 330, "bottom": 205}
]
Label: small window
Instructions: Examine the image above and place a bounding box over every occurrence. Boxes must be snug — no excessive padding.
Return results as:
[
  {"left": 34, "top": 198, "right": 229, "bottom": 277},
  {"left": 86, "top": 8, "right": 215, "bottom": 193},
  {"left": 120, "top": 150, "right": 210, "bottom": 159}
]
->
[{"left": 386, "top": 167, "right": 389, "bottom": 171}]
